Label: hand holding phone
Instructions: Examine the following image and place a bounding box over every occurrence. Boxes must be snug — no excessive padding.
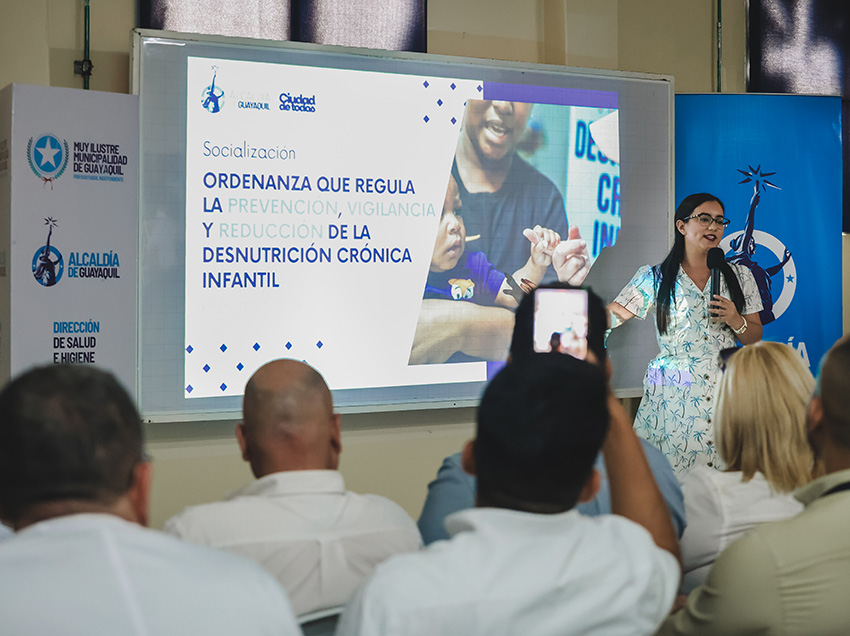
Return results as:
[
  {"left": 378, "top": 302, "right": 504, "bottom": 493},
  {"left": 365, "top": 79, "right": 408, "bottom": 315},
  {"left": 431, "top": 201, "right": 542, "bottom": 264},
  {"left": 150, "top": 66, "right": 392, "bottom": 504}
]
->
[{"left": 533, "top": 288, "right": 589, "bottom": 359}]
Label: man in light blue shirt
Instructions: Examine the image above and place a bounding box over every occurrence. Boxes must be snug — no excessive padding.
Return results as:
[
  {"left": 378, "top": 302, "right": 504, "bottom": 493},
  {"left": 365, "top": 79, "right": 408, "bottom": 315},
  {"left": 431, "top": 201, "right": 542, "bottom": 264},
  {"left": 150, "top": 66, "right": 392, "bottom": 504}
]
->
[{"left": 419, "top": 441, "right": 685, "bottom": 544}]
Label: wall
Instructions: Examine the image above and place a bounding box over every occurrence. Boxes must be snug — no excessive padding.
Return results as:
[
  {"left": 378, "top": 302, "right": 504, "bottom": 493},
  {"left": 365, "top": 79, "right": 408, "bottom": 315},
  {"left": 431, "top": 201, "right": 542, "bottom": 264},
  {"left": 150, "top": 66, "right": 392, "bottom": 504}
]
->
[
  {"left": 0, "top": 0, "right": 798, "bottom": 529},
  {"left": 0, "top": 1, "right": 50, "bottom": 89},
  {"left": 1, "top": 0, "right": 745, "bottom": 95},
  {"left": 428, "top": 0, "right": 747, "bottom": 92},
  {"left": 146, "top": 409, "right": 477, "bottom": 528},
  {"left": 0, "top": 0, "right": 135, "bottom": 94}
]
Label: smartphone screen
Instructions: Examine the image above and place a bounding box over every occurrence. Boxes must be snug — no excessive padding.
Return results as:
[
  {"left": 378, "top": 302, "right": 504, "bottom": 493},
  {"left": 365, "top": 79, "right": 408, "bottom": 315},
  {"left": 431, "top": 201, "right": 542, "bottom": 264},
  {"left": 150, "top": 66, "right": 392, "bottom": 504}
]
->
[{"left": 533, "top": 288, "right": 589, "bottom": 359}]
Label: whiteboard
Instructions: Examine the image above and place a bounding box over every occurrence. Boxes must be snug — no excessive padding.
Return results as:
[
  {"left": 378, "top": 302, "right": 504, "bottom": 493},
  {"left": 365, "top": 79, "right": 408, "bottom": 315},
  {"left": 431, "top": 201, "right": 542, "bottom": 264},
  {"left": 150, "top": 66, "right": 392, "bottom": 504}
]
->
[{"left": 132, "top": 29, "right": 673, "bottom": 421}]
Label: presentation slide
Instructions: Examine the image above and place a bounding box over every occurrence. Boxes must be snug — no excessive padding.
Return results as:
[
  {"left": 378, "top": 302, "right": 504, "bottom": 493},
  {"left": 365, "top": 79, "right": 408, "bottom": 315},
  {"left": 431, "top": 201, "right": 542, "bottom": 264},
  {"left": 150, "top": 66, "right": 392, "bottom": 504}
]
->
[{"left": 183, "top": 56, "right": 619, "bottom": 399}]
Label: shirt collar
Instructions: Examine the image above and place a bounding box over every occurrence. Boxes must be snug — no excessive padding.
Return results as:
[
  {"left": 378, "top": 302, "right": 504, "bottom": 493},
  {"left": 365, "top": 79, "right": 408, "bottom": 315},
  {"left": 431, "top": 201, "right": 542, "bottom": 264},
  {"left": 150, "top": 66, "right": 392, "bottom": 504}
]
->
[
  {"left": 677, "top": 265, "right": 708, "bottom": 293},
  {"left": 444, "top": 506, "right": 581, "bottom": 538},
  {"left": 229, "top": 469, "right": 346, "bottom": 499},
  {"left": 16, "top": 513, "right": 135, "bottom": 538},
  {"left": 794, "top": 468, "right": 850, "bottom": 506}
]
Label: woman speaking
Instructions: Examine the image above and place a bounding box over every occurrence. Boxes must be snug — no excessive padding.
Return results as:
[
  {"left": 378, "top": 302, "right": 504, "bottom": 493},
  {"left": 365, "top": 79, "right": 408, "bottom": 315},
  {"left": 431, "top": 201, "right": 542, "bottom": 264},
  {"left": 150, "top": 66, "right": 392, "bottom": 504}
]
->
[{"left": 607, "top": 193, "right": 763, "bottom": 474}]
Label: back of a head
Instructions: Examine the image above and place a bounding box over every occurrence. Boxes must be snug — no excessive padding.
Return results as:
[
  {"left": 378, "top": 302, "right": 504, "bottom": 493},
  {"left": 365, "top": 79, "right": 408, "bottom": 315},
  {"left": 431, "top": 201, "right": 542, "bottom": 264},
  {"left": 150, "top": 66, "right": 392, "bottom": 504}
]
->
[
  {"left": 0, "top": 364, "right": 143, "bottom": 524},
  {"left": 510, "top": 283, "right": 607, "bottom": 362},
  {"left": 716, "top": 341, "right": 815, "bottom": 491},
  {"left": 818, "top": 335, "right": 850, "bottom": 450},
  {"left": 475, "top": 353, "right": 609, "bottom": 513},
  {"left": 241, "top": 359, "right": 336, "bottom": 474}
]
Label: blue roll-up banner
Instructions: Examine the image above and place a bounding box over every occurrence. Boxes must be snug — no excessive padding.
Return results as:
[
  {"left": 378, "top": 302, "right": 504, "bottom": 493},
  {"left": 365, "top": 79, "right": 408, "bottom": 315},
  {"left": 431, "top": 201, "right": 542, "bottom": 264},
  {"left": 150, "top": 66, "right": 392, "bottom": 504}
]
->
[{"left": 676, "top": 94, "right": 842, "bottom": 370}]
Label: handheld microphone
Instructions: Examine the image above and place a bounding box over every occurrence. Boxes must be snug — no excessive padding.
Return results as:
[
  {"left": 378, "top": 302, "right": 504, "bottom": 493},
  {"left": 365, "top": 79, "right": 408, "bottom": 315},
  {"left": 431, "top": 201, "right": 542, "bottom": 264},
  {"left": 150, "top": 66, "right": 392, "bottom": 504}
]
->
[{"left": 707, "top": 248, "right": 724, "bottom": 317}]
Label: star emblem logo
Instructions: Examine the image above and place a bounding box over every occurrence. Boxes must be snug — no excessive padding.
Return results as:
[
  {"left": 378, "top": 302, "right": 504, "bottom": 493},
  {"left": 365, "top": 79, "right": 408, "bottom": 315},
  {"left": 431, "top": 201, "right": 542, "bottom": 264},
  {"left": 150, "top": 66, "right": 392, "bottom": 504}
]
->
[
  {"left": 34, "top": 135, "right": 62, "bottom": 171},
  {"left": 736, "top": 164, "right": 780, "bottom": 192},
  {"left": 32, "top": 135, "right": 63, "bottom": 173},
  {"left": 27, "top": 133, "right": 69, "bottom": 186}
]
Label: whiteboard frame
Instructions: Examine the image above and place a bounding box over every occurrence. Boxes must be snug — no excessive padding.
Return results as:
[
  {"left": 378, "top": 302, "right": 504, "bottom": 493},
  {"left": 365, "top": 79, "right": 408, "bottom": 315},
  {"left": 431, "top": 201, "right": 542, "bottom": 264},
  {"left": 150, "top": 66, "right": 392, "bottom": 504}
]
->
[{"left": 132, "top": 29, "right": 674, "bottom": 422}]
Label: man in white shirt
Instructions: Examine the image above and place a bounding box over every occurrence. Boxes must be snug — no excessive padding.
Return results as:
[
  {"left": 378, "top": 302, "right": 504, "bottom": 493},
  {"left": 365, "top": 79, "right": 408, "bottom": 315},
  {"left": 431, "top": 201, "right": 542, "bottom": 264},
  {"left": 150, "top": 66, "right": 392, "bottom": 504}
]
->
[
  {"left": 0, "top": 364, "right": 300, "bottom": 636},
  {"left": 165, "top": 359, "right": 422, "bottom": 616},
  {"left": 337, "top": 348, "right": 681, "bottom": 636}
]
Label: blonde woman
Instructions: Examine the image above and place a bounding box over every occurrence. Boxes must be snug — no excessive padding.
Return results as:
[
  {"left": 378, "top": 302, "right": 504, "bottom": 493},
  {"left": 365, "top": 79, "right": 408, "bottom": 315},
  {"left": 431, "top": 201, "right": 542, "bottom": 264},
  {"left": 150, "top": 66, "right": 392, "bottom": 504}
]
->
[{"left": 679, "top": 341, "right": 816, "bottom": 593}]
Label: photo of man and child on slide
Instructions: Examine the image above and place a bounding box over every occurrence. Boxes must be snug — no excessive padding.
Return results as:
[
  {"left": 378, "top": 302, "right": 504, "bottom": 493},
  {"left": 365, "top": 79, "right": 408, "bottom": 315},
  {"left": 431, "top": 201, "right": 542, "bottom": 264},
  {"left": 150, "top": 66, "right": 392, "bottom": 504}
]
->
[{"left": 409, "top": 98, "right": 595, "bottom": 365}]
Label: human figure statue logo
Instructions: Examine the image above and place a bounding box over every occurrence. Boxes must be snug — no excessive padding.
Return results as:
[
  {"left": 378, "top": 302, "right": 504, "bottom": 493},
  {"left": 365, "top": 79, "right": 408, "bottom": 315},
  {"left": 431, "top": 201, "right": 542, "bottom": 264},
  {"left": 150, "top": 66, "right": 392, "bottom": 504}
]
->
[
  {"left": 32, "top": 217, "right": 64, "bottom": 287},
  {"left": 722, "top": 165, "right": 794, "bottom": 325},
  {"left": 201, "top": 66, "right": 224, "bottom": 113}
]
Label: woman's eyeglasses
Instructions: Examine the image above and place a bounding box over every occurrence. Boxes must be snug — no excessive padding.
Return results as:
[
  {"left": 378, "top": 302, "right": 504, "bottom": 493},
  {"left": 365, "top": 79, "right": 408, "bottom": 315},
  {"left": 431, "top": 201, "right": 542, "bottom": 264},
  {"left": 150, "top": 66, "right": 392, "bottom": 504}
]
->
[{"left": 683, "top": 213, "right": 731, "bottom": 228}]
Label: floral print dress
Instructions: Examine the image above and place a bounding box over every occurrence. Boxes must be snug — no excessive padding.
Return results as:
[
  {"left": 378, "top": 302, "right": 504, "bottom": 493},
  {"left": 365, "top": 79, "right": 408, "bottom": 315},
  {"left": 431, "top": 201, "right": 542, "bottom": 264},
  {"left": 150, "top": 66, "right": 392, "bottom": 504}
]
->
[{"left": 614, "top": 264, "right": 762, "bottom": 474}]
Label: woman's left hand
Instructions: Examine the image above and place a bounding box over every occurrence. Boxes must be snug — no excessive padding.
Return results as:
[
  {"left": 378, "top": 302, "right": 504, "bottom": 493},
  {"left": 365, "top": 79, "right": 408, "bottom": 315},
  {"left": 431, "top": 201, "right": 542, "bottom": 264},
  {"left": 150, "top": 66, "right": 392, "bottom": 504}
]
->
[{"left": 709, "top": 294, "right": 746, "bottom": 331}]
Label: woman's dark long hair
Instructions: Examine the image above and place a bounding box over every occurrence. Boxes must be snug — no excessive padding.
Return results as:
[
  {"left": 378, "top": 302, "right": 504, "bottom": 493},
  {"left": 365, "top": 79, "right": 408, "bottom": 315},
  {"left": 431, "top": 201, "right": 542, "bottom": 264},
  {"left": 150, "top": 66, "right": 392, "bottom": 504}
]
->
[{"left": 655, "top": 193, "right": 745, "bottom": 335}]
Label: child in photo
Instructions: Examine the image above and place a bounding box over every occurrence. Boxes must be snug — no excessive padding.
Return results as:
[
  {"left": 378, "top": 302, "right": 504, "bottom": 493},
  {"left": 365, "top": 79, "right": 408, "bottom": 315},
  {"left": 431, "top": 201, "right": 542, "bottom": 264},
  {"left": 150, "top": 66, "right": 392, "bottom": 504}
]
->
[{"left": 424, "top": 175, "right": 560, "bottom": 308}]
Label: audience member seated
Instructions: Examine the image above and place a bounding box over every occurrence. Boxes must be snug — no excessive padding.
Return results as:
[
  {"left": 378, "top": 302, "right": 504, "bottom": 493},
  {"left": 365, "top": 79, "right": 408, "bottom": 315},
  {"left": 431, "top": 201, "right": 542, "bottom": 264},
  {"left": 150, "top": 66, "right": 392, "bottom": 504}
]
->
[
  {"left": 679, "top": 341, "right": 816, "bottom": 593},
  {"left": 417, "top": 284, "right": 685, "bottom": 544},
  {"left": 165, "top": 359, "right": 422, "bottom": 616},
  {"left": 0, "top": 364, "right": 300, "bottom": 636},
  {"left": 337, "top": 352, "right": 681, "bottom": 636},
  {"left": 660, "top": 335, "right": 850, "bottom": 635}
]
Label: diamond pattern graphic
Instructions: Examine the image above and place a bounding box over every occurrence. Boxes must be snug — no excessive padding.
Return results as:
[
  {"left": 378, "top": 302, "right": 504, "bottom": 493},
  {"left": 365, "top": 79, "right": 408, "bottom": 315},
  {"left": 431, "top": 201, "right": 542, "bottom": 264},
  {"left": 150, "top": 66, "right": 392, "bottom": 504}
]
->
[
  {"left": 420, "top": 78, "right": 479, "bottom": 130},
  {"left": 184, "top": 76, "right": 487, "bottom": 399}
]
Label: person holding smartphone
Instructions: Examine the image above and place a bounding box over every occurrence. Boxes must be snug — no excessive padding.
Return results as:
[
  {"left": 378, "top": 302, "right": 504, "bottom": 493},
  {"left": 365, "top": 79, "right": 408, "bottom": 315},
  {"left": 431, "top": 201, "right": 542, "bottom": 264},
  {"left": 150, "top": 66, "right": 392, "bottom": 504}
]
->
[
  {"left": 532, "top": 287, "right": 590, "bottom": 359},
  {"left": 417, "top": 283, "right": 686, "bottom": 545},
  {"left": 607, "top": 193, "right": 763, "bottom": 475}
]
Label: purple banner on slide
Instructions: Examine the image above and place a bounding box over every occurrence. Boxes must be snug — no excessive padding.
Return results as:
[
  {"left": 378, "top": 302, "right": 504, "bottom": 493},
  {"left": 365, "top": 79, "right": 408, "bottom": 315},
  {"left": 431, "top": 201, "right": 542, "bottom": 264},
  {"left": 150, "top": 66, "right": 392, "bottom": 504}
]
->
[
  {"left": 486, "top": 360, "right": 506, "bottom": 381},
  {"left": 483, "top": 82, "right": 618, "bottom": 108}
]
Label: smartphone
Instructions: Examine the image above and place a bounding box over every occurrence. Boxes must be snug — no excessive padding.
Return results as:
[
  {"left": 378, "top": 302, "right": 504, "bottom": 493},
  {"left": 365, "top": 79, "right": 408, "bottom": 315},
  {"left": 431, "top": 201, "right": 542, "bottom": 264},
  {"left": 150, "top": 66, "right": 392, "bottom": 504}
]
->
[{"left": 533, "top": 288, "right": 589, "bottom": 359}]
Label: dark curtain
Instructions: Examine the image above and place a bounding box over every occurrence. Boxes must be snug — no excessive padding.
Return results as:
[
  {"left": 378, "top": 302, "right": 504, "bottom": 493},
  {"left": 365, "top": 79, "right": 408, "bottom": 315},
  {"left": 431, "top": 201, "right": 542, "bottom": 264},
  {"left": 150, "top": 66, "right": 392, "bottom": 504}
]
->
[
  {"left": 139, "top": 0, "right": 426, "bottom": 53},
  {"left": 747, "top": 0, "right": 849, "bottom": 230}
]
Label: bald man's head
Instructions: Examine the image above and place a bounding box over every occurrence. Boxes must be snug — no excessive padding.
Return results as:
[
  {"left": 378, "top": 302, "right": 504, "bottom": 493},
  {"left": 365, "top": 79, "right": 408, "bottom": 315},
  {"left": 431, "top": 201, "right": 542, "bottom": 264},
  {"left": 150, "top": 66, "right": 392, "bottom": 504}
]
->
[{"left": 237, "top": 360, "right": 341, "bottom": 477}]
